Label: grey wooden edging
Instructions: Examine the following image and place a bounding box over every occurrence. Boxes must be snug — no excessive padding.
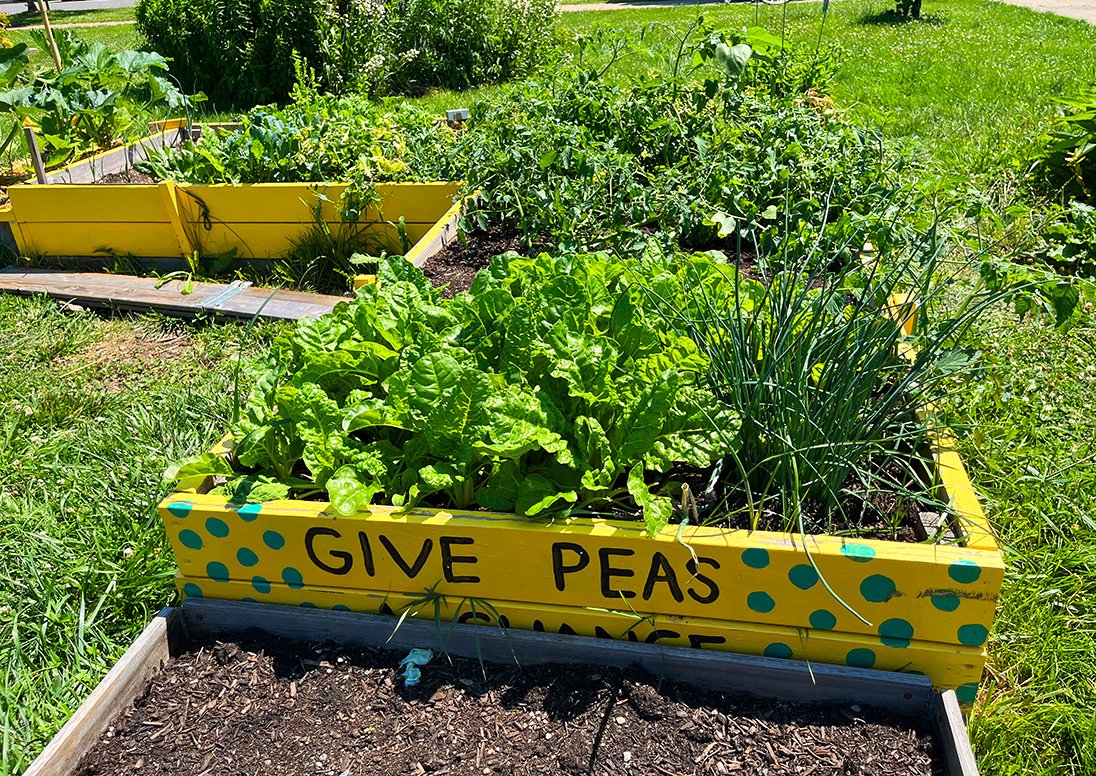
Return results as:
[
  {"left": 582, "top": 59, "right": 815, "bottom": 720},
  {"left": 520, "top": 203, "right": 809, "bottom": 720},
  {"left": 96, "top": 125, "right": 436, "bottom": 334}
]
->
[
  {"left": 934, "top": 689, "right": 981, "bottom": 776},
  {"left": 33, "top": 127, "right": 186, "bottom": 185},
  {"left": 23, "top": 608, "right": 184, "bottom": 776},
  {"left": 183, "top": 598, "right": 934, "bottom": 716}
]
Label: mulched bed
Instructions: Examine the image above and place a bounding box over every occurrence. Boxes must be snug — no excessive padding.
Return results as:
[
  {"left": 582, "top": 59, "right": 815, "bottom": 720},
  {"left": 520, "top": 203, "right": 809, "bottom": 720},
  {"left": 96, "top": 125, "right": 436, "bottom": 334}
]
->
[
  {"left": 419, "top": 225, "right": 525, "bottom": 298},
  {"left": 77, "top": 634, "right": 944, "bottom": 776},
  {"left": 97, "top": 169, "right": 157, "bottom": 185}
]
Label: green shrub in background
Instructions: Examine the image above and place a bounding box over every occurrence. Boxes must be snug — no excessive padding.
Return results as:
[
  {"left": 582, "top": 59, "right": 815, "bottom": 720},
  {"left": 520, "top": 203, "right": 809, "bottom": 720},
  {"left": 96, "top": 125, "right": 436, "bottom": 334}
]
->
[
  {"left": 1032, "top": 88, "right": 1096, "bottom": 204},
  {"left": 135, "top": 0, "right": 558, "bottom": 106}
]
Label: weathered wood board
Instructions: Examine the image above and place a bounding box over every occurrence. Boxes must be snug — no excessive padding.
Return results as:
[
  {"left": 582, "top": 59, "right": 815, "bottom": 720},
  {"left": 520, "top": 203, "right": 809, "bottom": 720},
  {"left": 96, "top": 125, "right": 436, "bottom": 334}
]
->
[{"left": 0, "top": 270, "right": 346, "bottom": 320}]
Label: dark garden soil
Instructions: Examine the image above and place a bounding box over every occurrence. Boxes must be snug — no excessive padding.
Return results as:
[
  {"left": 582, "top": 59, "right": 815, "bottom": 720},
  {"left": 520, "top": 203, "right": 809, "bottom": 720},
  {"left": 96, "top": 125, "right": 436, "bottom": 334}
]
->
[
  {"left": 97, "top": 169, "right": 157, "bottom": 185},
  {"left": 76, "top": 634, "right": 944, "bottom": 776},
  {"left": 420, "top": 226, "right": 525, "bottom": 298}
]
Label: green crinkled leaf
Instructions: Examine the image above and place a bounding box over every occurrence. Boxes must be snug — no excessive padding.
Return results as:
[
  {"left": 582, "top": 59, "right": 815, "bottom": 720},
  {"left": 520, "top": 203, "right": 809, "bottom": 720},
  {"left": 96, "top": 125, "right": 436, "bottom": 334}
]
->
[
  {"left": 163, "top": 451, "right": 235, "bottom": 490},
  {"left": 627, "top": 464, "right": 674, "bottom": 536},
  {"left": 477, "top": 460, "right": 521, "bottom": 511},
  {"left": 211, "top": 474, "right": 294, "bottom": 504},
  {"left": 515, "top": 473, "right": 577, "bottom": 516},
  {"left": 326, "top": 464, "right": 383, "bottom": 516},
  {"left": 477, "top": 385, "right": 572, "bottom": 463}
]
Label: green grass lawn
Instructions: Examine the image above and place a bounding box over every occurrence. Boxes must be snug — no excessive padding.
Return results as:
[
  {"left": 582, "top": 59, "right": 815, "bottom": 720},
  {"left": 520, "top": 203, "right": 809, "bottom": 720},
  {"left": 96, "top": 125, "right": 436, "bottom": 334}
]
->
[
  {"left": 2, "top": 0, "right": 1096, "bottom": 774},
  {"left": 5, "top": 6, "right": 136, "bottom": 28}
]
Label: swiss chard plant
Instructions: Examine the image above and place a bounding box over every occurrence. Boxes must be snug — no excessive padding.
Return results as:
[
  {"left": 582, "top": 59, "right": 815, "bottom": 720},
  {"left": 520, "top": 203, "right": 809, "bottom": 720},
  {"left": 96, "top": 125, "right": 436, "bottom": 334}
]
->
[{"left": 167, "top": 252, "right": 741, "bottom": 534}]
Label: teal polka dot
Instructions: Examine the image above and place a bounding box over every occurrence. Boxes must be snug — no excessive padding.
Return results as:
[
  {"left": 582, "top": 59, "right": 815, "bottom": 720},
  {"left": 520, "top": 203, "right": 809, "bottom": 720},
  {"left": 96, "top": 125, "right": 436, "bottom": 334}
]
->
[
  {"left": 846, "top": 648, "right": 876, "bottom": 668},
  {"left": 955, "top": 682, "right": 979, "bottom": 704},
  {"left": 206, "top": 562, "right": 230, "bottom": 583},
  {"left": 958, "top": 624, "right": 989, "bottom": 647},
  {"left": 879, "top": 618, "right": 914, "bottom": 648},
  {"left": 282, "top": 567, "right": 304, "bottom": 590},
  {"left": 263, "top": 530, "right": 286, "bottom": 550},
  {"left": 178, "top": 529, "right": 203, "bottom": 550},
  {"left": 932, "top": 592, "right": 961, "bottom": 612},
  {"left": 252, "top": 576, "right": 271, "bottom": 594},
  {"left": 332, "top": 604, "right": 351, "bottom": 612},
  {"left": 237, "top": 503, "right": 262, "bottom": 522},
  {"left": 241, "top": 597, "right": 257, "bottom": 603},
  {"left": 205, "top": 517, "right": 229, "bottom": 538},
  {"left": 841, "top": 543, "right": 876, "bottom": 562},
  {"left": 166, "top": 501, "right": 193, "bottom": 518},
  {"left": 788, "top": 564, "right": 819, "bottom": 590},
  {"left": 237, "top": 547, "right": 259, "bottom": 567},
  {"left": 182, "top": 583, "right": 203, "bottom": 598},
  {"left": 299, "top": 601, "right": 317, "bottom": 608},
  {"left": 764, "top": 642, "right": 793, "bottom": 659},
  {"left": 860, "top": 574, "right": 896, "bottom": 603},
  {"left": 741, "top": 548, "right": 770, "bottom": 569},
  {"left": 949, "top": 559, "right": 982, "bottom": 584},
  {"left": 747, "top": 591, "right": 775, "bottom": 613},
  {"left": 809, "top": 609, "right": 837, "bottom": 630}
]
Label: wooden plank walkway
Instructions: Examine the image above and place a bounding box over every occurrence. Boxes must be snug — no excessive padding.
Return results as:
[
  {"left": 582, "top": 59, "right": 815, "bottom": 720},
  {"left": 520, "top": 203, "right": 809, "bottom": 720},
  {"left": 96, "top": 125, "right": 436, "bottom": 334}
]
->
[{"left": 0, "top": 269, "right": 345, "bottom": 320}]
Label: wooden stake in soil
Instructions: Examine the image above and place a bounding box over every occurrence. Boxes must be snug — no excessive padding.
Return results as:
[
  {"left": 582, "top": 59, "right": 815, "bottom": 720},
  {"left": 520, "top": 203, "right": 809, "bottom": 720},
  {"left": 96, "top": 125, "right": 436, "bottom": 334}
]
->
[
  {"left": 34, "top": 0, "right": 64, "bottom": 72},
  {"left": 22, "top": 120, "right": 47, "bottom": 185}
]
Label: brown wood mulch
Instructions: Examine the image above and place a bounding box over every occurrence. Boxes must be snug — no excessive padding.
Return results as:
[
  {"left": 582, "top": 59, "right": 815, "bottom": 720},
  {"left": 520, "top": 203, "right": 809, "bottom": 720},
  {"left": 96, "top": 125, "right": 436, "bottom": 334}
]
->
[{"left": 76, "top": 635, "right": 944, "bottom": 776}]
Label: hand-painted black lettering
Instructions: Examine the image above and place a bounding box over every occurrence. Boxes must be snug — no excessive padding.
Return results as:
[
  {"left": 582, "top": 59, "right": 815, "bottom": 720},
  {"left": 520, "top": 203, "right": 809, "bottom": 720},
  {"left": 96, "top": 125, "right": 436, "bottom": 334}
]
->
[
  {"left": 305, "top": 527, "right": 352, "bottom": 575},
  {"left": 458, "top": 611, "right": 491, "bottom": 624},
  {"left": 558, "top": 623, "right": 578, "bottom": 636},
  {"left": 686, "top": 556, "right": 720, "bottom": 604},
  {"left": 594, "top": 626, "right": 614, "bottom": 640},
  {"left": 498, "top": 615, "right": 511, "bottom": 628},
  {"left": 551, "top": 542, "right": 590, "bottom": 591},
  {"left": 357, "top": 532, "right": 375, "bottom": 576},
  {"left": 599, "top": 547, "right": 636, "bottom": 599},
  {"left": 379, "top": 535, "right": 433, "bottom": 579},
  {"left": 642, "top": 552, "right": 684, "bottom": 602},
  {"left": 533, "top": 619, "right": 546, "bottom": 632},
  {"left": 688, "top": 634, "right": 727, "bottom": 649},
  {"left": 644, "top": 629, "right": 681, "bottom": 644},
  {"left": 440, "top": 536, "right": 480, "bottom": 583}
]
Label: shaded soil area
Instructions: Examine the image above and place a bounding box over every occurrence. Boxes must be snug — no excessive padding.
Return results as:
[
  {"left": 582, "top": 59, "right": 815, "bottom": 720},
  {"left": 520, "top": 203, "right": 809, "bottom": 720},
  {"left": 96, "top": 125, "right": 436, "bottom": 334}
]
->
[
  {"left": 419, "top": 225, "right": 525, "bottom": 298},
  {"left": 77, "top": 634, "right": 943, "bottom": 776}
]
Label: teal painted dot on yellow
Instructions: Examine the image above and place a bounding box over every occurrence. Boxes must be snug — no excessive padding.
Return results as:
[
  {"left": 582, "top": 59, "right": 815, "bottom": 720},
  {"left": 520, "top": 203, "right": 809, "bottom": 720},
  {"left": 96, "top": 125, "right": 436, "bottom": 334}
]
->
[
  {"left": 241, "top": 597, "right": 257, "bottom": 603},
  {"left": 788, "top": 564, "right": 819, "bottom": 590},
  {"left": 846, "top": 648, "right": 876, "bottom": 668},
  {"left": 332, "top": 604, "right": 351, "bottom": 612},
  {"left": 282, "top": 567, "right": 305, "bottom": 590},
  {"left": 747, "top": 591, "right": 775, "bottom": 613},
  {"left": 958, "top": 623, "right": 989, "bottom": 647},
  {"left": 764, "top": 642, "right": 793, "bottom": 659},
  {"left": 932, "top": 592, "right": 961, "bottom": 612},
  {"left": 300, "top": 602, "right": 317, "bottom": 608},
  {"left": 879, "top": 618, "right": 914, "bottom": 648},
  {"left": 178, "top": 529, "right": 203, "bottom": 550},
  {"left": 182, "top": 583, "right": 203, "bottom": 598},
  {"left": 741, "top": 548, "right": 770, "bottom": 569},
  {"left": 237, "top": 503, "right": 262, "bottom": 522},
  {"left": 237, "top": 547, "right": 259, "bottom": 567},
  {"left": 956, "top": 682, "right": 979, "bottom": 704},
  {"left": 252, "top": 576, "right": 271, "bottom": 594},
  {"left": 263, "top": 530, "right": 286, "bottom": 550},
  {"left": 841, "top": 543, "right": 876, "bottom": 562},
  {"left": 949, "top": 559, "right": 981, "bottom": 584},
  {"left": 205, "top": 517, "right": 229, "bottom": 538},
  {"left": 206, "top": 562, "right": 230, "bottom": 583},
  {"left": 166, "top": 501, "right": 193, "bottom": 518},
  {"left": 860, "top": 574, "right": 896, "bottom": 603},
  {"left": 809, "top": 609, "right": 837, "bottom": 631}
]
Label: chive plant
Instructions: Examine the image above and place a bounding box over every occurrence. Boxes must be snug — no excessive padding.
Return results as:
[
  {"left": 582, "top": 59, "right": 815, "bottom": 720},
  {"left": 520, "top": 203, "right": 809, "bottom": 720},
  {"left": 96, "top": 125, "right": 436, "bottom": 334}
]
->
[{"left": 646, "top": 216, "right": 1011, "bottom": 538}]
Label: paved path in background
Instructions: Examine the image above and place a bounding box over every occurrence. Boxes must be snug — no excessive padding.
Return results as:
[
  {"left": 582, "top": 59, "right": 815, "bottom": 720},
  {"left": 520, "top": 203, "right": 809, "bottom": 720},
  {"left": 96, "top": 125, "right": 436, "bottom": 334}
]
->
[
  {"left": 994, "top": 0, "right": 1096, "bottom": 23},
  {"left": 562, "top": 0, "right": 740, "bottom": 10}
]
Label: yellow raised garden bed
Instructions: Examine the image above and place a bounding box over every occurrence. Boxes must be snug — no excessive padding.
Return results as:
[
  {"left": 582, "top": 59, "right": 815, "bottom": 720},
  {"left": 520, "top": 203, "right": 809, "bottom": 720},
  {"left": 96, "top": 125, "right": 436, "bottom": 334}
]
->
[
  {"left": 159, "top": 428, "right": 1001, "bottom": 701},
  {"left": 0, "top": 128, "right": 462, "bottom": 286}
]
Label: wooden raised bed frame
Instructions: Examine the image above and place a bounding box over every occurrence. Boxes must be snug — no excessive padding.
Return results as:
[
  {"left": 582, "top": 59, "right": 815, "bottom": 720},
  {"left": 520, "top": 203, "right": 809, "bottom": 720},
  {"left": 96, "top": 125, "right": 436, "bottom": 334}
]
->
[
  {"left": 0, "top": 126, "right": 462, "bottom": 287},
  {"left": 161, "top": 414, "right": 1001, "bottom": 700},
  {"left": 24, "top": 599, "right": 980, "bottom": 776}
]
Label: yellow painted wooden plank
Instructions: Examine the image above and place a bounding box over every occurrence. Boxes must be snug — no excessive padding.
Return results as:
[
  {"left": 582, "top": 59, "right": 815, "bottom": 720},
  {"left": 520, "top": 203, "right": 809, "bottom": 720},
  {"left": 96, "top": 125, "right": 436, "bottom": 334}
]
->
[
  {"left": 178, "top": 182, "right": 459, "bottom": 225},
  {"left": 405, "top": 197, "right": 465, "bottom": 265},
  {"left": 157, "top": 181, "right": 195, "bottom": 258},
  {"left": 0, "top": 205, "right": 17, "bottom": 223},
  {"left": 176, "top": 575, "right": 987, "bottom": 691},
  {"left": 161, "top": 493, "right": 1002, "bottom": 647},
  {"left": 18, "top": 223, "right": 181, "bottom": 257},
  {"left": 188, "top": 221, "right": 432, "bottom": 259},
  {"left": 8, "top": 185, "right": 169, "bottom": 223}
]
